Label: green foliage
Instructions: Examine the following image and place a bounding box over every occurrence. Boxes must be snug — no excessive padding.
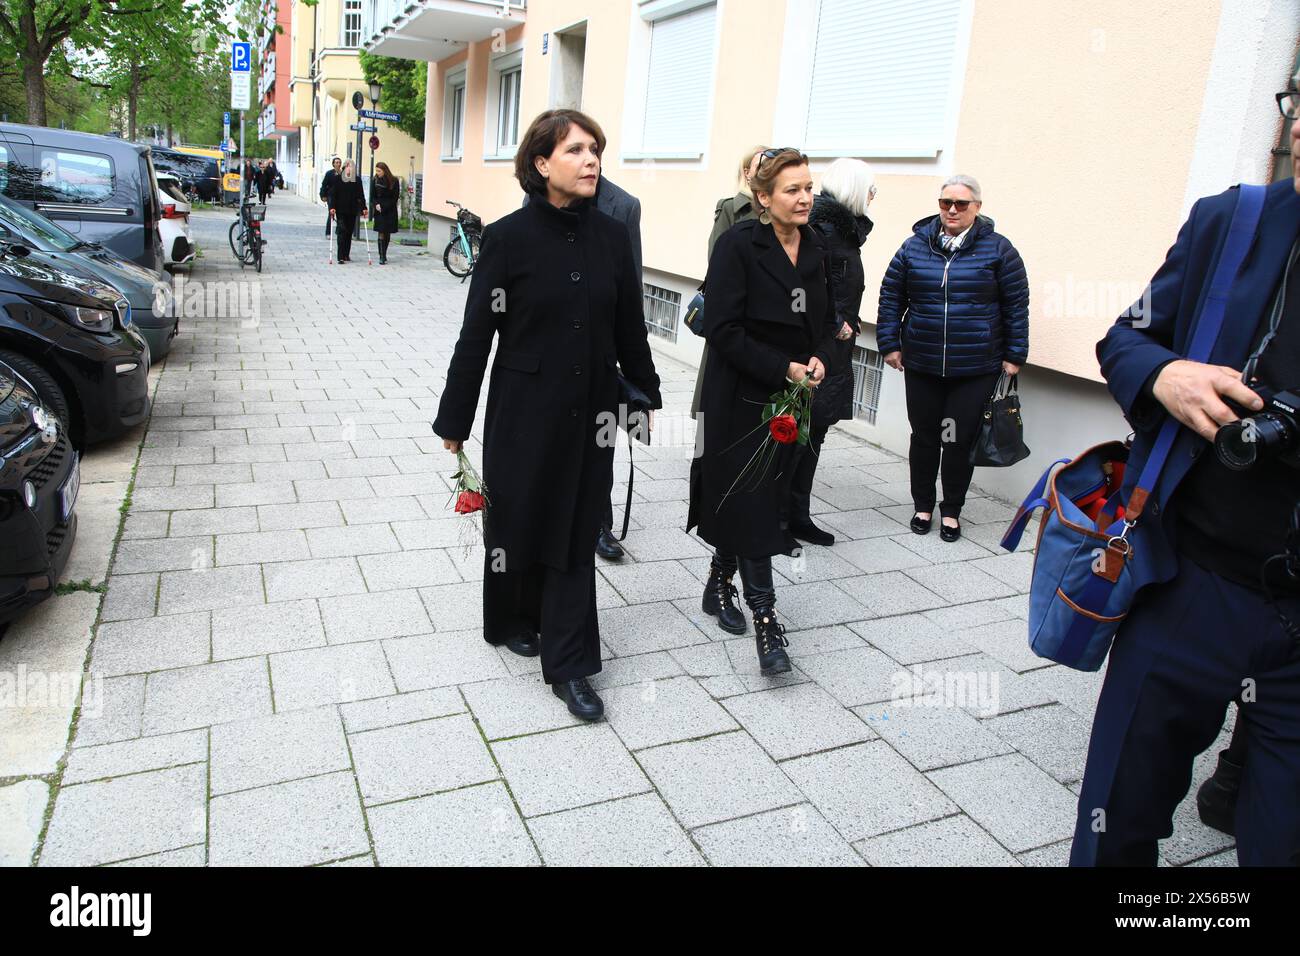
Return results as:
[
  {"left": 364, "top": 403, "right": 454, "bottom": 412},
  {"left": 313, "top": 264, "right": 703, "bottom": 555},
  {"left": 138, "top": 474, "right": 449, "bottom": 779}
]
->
[{"left": 359, "top": 50, "right": 426, "bottom": 143}]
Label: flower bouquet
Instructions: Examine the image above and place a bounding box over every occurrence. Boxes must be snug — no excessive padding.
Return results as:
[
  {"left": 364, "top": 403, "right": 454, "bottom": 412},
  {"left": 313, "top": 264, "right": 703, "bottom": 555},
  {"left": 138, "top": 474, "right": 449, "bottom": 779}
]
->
[
  {"left": 717, "top": 375, "right": 816, "bottom": 509},
  {"left": 448, "top": 448, "right": 489, "bottom": 555}
]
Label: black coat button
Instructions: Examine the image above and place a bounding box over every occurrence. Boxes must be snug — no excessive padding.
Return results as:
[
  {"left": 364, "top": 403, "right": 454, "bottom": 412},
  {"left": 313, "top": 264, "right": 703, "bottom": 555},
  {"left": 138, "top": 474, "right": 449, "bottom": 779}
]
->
[
  {"left": 570, "top": 409, "right": 578, "bottom": 417},
  {"left": 572, "top": 320, "right": 583, "bottom": 330},
  {"left": 566, "top": 232, "right": 575, "bottom": 242},
  {"left": 573, "top": 365, "right": 582, "bottom": 376},
  {"left": 571, "top": 271, "right": 581, "bottom": 282}
]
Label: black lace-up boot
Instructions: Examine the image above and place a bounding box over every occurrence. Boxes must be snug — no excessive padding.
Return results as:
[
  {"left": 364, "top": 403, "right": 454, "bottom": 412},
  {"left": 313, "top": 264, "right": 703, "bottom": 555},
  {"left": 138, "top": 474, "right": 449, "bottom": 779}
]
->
[
  {"left": 702, "top": 552, "right": 746, "bottom": 634},
  {"left": 737, "top": 557, "right": 792, "bottom": 675}
]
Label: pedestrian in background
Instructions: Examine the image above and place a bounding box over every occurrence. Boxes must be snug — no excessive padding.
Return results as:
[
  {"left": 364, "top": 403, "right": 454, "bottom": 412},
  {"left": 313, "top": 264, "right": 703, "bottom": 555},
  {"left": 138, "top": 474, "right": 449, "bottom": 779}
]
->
[
  {"left": 789, "top": 158, "right": 877, "bottom": 546},
  {"left": 320, "top": 156, "right": 342, "bottom": 237},
  {"left": 876, "top": 174, "right": 1029, "bottom": 542},
  {"left": 689, "top": 148, "right": 837, "bottom": 676},
  {"left": 370, "top": 162, "right": 401, "bottom": 265},
  {"left": 691, "top": 145, "right": 766, "bottom": 420},
  {"left": 328, "top": 160, "right": 367, "bottom": 264},
  {"left": 256, "top": 159, "right": 270, "bottom": 204},
  {"left": 433, "top": 109, "right": 661, "bottom": 722}
]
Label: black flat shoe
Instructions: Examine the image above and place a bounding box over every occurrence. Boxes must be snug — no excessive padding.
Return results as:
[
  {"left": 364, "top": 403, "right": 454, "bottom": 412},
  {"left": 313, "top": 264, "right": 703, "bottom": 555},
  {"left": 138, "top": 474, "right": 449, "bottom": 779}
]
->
[
  {"left": 505, "top": 631, "right": 540, "bottom": 658},
  {"left": 910, "top": 514, "right": 932, "bottom": 535},
  {"left": 1196, "top": 749, "right": 1242, "bottom": 836},
  {"left": 939, "top": 521, "right": 962, "bottom": 542},
  {"left": 595, "top": 528, "right": 624, "bottom": 560},
  {"left": 790, "top": 519, "right": 835, "bottom": 547},
  {"left": 552, "top": 677, "right": 604, "bottom": 721}
]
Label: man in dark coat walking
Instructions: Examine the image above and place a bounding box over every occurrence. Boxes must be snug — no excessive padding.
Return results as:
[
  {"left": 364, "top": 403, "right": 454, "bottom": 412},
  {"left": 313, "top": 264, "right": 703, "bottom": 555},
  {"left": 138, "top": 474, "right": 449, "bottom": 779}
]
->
[{"left": 320, "top": 156, "right": 341, "bottom": 236}]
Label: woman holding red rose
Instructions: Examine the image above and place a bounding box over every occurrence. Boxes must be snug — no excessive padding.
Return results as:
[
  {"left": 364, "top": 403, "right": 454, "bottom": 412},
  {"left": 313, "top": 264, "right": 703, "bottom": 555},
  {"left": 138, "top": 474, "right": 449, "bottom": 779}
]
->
[
  {"left": 688, "top": 148, "right": 838, "bottom": 675},
  {"left": 433, "top": 110, "right": 661, "bottom": 721}
]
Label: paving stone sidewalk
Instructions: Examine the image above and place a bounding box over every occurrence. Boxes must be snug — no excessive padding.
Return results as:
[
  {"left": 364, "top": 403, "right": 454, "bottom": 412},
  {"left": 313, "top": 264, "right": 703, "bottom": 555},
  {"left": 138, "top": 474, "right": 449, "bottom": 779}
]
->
[{"left": 21, "top": 193, "right": 1237, "bottom": 866}]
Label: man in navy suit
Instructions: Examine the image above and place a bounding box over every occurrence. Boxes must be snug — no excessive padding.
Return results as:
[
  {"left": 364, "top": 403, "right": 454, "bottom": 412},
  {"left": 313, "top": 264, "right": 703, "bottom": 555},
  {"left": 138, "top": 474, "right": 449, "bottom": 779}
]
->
[{"left": 1075, "top": 90, "right": 1300, "bottom": 866}]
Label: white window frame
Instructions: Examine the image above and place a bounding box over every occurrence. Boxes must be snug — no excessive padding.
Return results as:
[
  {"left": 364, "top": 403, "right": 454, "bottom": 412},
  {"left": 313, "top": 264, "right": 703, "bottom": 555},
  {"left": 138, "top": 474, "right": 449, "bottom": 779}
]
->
[
  {"left": 484, "top": 46, "right": 524, "bottom": 161},
  {"left": 619, "top": 0, "right": 720, "bottom": 166},
  {"left": 772, "top": 0, "right": 974, "bottom": 175},
  {"left": 341, "top": 0, "right": 362, "bottom": 49},
  {"left": 442, "top": 65, "right": 468, "bottom": 161}
]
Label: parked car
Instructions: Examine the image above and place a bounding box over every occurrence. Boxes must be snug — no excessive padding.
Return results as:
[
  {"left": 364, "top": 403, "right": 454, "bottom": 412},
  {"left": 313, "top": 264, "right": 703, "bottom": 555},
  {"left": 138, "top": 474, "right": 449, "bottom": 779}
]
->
[
  {"left": 0, "top": 123, "right": 165, "bottom": 274},
  {"left": 0, "top": 358, "right": 77, "bottom": 630},
  {"left": 0, "top": 193, "right": 176, "bottom": 359},
  {"left": 150, "top": 146, "right": 221, "bottom": 203},
  {"left": 0, "top": 238, "right": 150, "bottom": 449},
  {"left": 173, "top": 145, "right": 235, "bottom": 205},
  {"left": 155, "top": 173, "right": 195, "bottom": 271}
]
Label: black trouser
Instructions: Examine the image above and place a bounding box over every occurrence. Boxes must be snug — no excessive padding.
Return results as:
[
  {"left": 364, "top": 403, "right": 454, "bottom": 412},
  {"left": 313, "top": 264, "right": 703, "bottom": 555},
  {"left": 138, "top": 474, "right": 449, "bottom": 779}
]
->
[
  {"left": 325, "top": 207, "right": 333, "bottom": 236},
  {"left": 336, "top": 214, "right": 356, "bottom": 260},
  {"left": 1070, "top": 556, "right": 1300, "bottom": 866},
  {"left": 789, "top": 421, "right": 830, "bottom": 523},
  {"left": 711, "top": 551, "right": 776, "bottom": 613},
  {"left": 487, "top": 560, "right": 601, "bottom": 683},
  {"left": 257, "top": 186, "right": 267, "bottom": 203},
  {"left": 378, "top": 233, "right": 390, "bottom": 260},
  {"left": 904, "top": 368, "right": 999, "bottom": 519}
]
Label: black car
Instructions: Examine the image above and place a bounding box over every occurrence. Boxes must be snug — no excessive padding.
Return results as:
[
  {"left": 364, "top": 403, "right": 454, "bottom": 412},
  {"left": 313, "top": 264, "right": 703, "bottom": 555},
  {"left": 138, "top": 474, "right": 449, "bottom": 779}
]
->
[
  {"left": 0, "top": 358, "right": 78, "bottom": 629},
  {"left": 151, "top": 147, "right": 221, "bottom": 203},
  {"left": 0, "top": 238, "right": 150, "bottom": 449}
]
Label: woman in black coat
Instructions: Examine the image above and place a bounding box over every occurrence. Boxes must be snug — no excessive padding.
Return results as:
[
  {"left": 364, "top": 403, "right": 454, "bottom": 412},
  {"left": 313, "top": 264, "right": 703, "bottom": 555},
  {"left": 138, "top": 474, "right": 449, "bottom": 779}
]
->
[
  {"left": 688, "top": 148, "right": 836, "bottom": 675},
  {"left": 369, "top": 162, "right": 401, "bottom": 264},
  {"left": 788, "top": 158, "right": 877, "bottom": 546},
  {"left": 328, "top": 161, "right": 367, "bottom": 264},
  {"left": 433, "top": 110, "right": 661, "bottom": 721}
]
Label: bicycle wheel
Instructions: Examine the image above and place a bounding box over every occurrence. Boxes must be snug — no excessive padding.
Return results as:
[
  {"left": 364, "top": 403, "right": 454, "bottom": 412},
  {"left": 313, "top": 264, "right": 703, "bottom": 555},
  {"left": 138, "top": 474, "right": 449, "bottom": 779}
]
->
[
  {"left": 444, "top": 237, "right": 472, "bottom": 277},
  {"left": 228, "top": 220, "right": 242, "bottom": 258},
  {"left": 254, "top": 236, "right": 263, "bottom": 273}
]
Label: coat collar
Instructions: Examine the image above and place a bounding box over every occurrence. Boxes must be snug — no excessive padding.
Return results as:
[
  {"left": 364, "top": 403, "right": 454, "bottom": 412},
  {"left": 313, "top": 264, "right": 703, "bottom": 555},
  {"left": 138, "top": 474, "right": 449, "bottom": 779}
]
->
[
  {"left": 750, "top": 221, "right": 826, "bottom": 329},
  {"left": 527, "top": 193, "right": 593, "bottom": 233}
]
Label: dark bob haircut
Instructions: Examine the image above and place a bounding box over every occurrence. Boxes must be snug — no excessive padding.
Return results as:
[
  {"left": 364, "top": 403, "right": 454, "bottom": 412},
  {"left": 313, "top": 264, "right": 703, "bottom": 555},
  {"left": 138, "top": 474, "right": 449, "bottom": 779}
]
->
[{"left": 514, "top": 109, "right": 607, "bottom": 197}]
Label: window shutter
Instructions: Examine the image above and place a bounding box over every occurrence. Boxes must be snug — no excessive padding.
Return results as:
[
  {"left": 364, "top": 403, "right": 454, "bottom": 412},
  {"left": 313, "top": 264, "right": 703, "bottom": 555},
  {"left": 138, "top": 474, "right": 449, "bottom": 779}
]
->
[
  {"left": 641, "top": 4, "right": 717, "bottom": 154},
  {"left": 805, "top": 0, "right": 962, "bottom": 156}
]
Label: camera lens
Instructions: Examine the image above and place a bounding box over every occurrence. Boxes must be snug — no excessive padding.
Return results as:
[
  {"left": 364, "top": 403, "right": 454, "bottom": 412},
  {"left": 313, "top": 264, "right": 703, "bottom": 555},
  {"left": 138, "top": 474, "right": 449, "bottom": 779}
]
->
[{"left": 1215, "top": 414, "right": 1293, "bottom": 471}]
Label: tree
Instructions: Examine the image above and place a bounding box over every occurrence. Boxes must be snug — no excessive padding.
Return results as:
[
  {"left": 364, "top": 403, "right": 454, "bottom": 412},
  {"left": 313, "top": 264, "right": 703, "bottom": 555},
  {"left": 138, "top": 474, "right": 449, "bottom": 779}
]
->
[
  {"left": 359, "top": 50, "right": 425, "bottom": 143},
  {"left": 0, "top": 0, "right": 226, "bottom": 126}
]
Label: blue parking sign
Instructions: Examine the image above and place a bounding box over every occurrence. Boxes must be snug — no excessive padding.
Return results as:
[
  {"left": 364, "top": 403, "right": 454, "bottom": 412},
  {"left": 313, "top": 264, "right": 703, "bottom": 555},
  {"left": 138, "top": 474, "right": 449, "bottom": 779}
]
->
[{"left": 231, "top": 42, "right": 251, "bottom": 73}]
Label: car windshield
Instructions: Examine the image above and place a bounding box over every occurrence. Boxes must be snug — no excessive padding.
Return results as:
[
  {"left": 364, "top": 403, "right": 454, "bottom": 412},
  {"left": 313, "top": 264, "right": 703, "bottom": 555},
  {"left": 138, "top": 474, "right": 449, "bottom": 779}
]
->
[{"left": 0, "top": 194, "right": 78, "bottom": 252}]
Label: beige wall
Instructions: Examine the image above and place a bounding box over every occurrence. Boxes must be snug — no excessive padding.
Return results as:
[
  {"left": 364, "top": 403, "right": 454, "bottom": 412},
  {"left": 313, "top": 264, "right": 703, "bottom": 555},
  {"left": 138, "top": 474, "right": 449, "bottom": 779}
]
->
[{"left": 420, "top": 0, "right": 1286, "bottom": 383}]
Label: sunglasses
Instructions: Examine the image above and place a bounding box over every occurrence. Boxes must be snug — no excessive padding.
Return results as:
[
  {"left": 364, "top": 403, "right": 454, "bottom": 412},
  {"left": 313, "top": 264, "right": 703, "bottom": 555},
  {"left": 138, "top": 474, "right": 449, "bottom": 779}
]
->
[
  {"left": 939, "top": 198, "right": 977, "bottom": 211},
  {"left": 760, "top": 147, "right": 801, "bottom": 161}
]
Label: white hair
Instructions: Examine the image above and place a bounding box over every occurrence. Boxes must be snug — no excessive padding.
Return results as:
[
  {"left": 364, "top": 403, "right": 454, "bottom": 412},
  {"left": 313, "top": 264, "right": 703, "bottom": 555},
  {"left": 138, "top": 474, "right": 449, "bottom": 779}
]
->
[
  {"left": 941, "top": 174, "right": 982, "bottom": 202},
  {"left": 819, "top": 158, "right": 876, "bottom": 216}
]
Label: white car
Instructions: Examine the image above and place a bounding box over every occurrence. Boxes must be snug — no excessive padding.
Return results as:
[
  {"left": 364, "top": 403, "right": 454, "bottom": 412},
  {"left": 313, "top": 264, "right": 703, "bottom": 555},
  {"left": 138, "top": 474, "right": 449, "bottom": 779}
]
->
[{"left": 156, "top": 173, "right": 195, "bottom": 270}]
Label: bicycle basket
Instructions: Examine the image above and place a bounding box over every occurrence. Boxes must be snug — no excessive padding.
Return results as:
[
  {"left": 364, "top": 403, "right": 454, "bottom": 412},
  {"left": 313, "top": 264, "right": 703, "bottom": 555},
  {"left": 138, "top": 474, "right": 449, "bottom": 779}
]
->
[
  {"left": 246, "top": 204, "right": 267, "bottom": 223},
  {"left": 458, "top": 209, "right": 482, "bottom": 233}
]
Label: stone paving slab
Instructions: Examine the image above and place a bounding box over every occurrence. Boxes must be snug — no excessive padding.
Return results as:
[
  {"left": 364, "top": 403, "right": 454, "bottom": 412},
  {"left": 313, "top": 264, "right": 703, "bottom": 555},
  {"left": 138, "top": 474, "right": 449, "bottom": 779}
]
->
[{"left": 13, "top": 194, "right": 1234, "bottom": 868}]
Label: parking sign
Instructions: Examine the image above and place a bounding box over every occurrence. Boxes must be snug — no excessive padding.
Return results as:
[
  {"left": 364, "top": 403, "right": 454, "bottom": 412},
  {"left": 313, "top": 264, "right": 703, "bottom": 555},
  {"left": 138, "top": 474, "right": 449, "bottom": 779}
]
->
[{"left": 231, "top": 42, "right": 251, "bottom": 73}]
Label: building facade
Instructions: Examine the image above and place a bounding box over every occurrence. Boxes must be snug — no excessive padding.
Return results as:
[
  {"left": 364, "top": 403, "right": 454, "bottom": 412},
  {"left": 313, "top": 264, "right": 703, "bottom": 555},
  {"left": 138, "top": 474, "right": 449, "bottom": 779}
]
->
[
  {"left": 258, "top": 0, "right": 300, "bottom": 188},
  {"left": 288, "top": 0, "right": 427, "bottom": 206},
  {"left": 365, "top": 0, "right": 1298, "bottom": 502}
]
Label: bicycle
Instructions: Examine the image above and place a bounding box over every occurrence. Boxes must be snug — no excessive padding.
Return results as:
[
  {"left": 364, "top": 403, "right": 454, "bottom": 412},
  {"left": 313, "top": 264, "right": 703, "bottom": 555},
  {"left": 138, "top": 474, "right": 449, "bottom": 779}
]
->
[
  {"left": 228, "top": 200, "right": 266, "bottom": 272},
  {"left": 443, "top": 200, "right": 482, "bottom": 280}
]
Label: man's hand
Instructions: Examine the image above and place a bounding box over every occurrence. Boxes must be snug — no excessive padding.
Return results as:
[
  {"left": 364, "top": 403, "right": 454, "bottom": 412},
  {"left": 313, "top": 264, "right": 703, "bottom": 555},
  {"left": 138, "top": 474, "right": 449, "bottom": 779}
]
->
[
  {"left": 883, "top": 351, "right": 903, "bottom": 371},
  {"left": 1002, "top": 361, "right": 1021, "bottom": 376},
  {"left": 1151, "top": 360, "right": 1263, "bottom": 442}
]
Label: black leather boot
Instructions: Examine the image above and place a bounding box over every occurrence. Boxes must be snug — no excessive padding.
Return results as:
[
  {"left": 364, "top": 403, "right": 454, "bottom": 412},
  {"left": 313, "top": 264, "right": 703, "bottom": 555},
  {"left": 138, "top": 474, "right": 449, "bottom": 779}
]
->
[
  {"left": 595, "top": 527, "right": 624, "bottom": 560},
  {"left": 702, "top": 553, "right": 746, "bottom": 634},
  {"left": 552, "top": 677, "right": 604, "bottom": 721},
  {"left": 738, "top": 557, "right": 791, "bottom": 674},
  {"left": 1196, "top": 745, "right": 1244, "bottom": 836}
]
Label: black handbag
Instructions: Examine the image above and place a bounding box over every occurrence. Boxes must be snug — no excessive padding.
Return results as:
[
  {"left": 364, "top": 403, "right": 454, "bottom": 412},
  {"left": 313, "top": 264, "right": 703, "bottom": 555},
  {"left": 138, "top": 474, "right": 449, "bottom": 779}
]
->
[
  {"left": 613, "top": 373, "right": 653, "bottom": 540},
  {"left": 682, "top": 284, "right": 706, "bottom": 337},
  {"left": 970, "top": 371, "right": 1030, "bottom": 467}
]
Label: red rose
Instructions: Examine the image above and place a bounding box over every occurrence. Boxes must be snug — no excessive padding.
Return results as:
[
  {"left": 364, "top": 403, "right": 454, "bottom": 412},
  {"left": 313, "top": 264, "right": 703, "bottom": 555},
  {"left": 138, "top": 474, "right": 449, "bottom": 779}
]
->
[
  {"left": 455, "top": 490, "right": 485, "bottom": 514},
  {"left": 769, "top": 414, "right": 799, "bottom": 444}
]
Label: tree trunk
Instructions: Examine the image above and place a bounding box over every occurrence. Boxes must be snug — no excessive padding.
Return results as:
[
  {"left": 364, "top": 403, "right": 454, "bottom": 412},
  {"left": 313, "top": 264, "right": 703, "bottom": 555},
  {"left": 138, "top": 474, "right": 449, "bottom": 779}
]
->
[
  {"left": 127, "top": 62, "right": 140, "bottom": 140},
  {"left": 22, "top": 45, "right": 46, "bottom": 126}
]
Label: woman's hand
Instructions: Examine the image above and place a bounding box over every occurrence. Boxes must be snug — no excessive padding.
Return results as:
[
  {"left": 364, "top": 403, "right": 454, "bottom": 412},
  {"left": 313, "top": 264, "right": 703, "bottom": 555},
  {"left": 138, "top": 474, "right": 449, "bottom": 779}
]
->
[
  {"left": 330, "top": 209, "right": 336, "bottom": 219},
  {"left": 443, "top": 439, "right": 463, "bottom": 454},
  {"left": 788, "top": 361, "right": 810, "bottom": 383},
  {"left": 884, "top": 351, "right": 903, "bottom": 371},
  {"left": 1002, "top": 361, "right": 1022, "bottom": 376},
  {"left": 837, "top": 322, "right": 854, "bottom": 341},
  {"left": 806, "top": 356, "right": 826, "bottom": 385}
]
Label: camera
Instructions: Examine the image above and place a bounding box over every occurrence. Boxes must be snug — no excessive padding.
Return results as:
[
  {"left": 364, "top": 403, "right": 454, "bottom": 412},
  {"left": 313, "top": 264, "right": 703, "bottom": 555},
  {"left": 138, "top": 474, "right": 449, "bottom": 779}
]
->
[{"left": 1214, "top": 387, "right": 1300, "bottom": 471}]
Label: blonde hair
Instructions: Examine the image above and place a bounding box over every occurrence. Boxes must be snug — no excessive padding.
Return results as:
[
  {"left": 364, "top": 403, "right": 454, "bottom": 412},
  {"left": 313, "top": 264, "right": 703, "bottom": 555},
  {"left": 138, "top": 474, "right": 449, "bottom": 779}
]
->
[
  {"left": 737, "top": 145, "right": 767, "bottom": 197},
  {"left": 819, "top": 158, "right": 875, "bottom": 216}
]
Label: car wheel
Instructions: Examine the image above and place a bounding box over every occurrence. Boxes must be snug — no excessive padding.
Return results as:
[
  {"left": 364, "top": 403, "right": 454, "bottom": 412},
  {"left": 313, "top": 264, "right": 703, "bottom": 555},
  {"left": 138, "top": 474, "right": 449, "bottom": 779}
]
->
[{"left": 0, "top": 349, "right": 76, "bottom": 445}]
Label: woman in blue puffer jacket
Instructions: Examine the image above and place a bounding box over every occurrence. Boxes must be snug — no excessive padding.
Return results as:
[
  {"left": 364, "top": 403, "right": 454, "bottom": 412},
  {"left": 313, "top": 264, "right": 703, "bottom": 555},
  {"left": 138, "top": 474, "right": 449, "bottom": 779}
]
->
[{"left": 876, "top": 175, "right": 1028, "bottom": 542}]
